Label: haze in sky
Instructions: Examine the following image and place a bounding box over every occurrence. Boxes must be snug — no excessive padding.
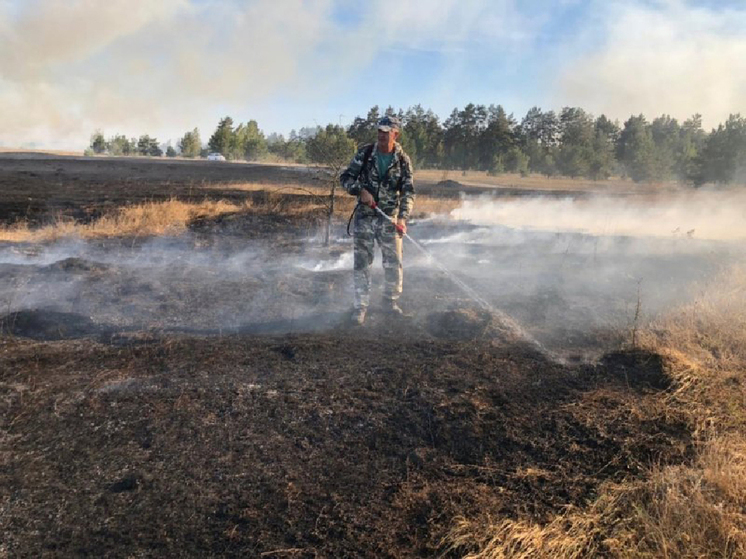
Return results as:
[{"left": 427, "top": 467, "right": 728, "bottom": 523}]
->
[{"left": 1, "top": 0, "right": 745, "bottom": 150}]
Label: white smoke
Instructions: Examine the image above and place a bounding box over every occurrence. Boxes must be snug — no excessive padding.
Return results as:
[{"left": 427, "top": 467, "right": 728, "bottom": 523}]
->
[
  {"left": 557, "top": 1, "right": 746, "bottom": 129},
  {"left": 0, "top": 198, "right": 743, "bottom": 358},
  {"left": 451, "top": 190, "right": 746, "bottom": 242}
]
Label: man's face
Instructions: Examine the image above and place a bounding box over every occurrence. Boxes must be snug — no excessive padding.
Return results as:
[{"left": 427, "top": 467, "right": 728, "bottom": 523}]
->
[{"left": 377, "top": 129, "right": 398, "bottom": 153}]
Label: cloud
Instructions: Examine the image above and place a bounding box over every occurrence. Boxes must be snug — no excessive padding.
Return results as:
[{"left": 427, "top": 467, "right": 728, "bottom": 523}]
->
[
  {"left": 0, "top": 0, "right": 351, "bottom": 148},
  {"left": 0, "top": 0, "right": 550, "bottom": 148},
  {"left": 15, "top": 0, "right": 742, "bottom": 149},
  {"left": 360, "top": 0, "right": 539, "bottom": 52},
  {"left": 0, "top": 0, "right": 184, "bottom": 81},
  {"left": 557, "top": 0, "right": 746, "bottom": 128}
]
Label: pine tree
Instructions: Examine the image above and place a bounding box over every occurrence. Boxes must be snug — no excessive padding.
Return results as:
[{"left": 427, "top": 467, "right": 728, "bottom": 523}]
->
[
  {"left": 178, "top": 128, "right": 202, "bottom": 158},
  {"left": 208, "top": 117, "right": 235, "bottom": 156}
]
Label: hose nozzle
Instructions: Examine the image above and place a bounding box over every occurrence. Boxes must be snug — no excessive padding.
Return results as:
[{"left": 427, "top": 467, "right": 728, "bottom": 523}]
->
[{"left": 369, "top": 202, "right": 405, "bottom": 235}]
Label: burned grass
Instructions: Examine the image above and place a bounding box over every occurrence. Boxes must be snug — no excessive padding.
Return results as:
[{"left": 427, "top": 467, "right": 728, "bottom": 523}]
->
[
  {"left": 0, "top": 155, "right": 313, "bottom": 225},
  {"left": 0, "top": 155, "right": 457, "bottom": 229},
  {"left": 1, "top": 332, "right": 692, "bottom": 558},
  {"left": 1, "top": 154, "right": 743, "bottom": 557}
]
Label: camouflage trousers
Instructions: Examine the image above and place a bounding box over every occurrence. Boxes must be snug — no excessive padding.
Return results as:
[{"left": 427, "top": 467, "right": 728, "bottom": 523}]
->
[{"left": 353, "top": 210, "right": 403, "bottom": 309}]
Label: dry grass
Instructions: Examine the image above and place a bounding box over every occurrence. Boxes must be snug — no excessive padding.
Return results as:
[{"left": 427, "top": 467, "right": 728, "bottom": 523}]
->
[
  {"left": 412, "top": 196, "right": 461, "bottom": 216},
  {"left": 0, "top": 187, "right": 461, "bottom": 243},
  {"left": 207, "top": 182, "right": 313, "bottom": 194},
  {"left": 328, "top": 191, "right": 460, "bottom": 218},
  {"left": 416, "top": 169, "right": 681, "bottom": 195},
  {"left": 210, "top": 182, "right": 461, "bottom": 218},
  {"left": 449, "top": 438, "right": 746, "bottom": 558},
  {"left": 0, "top": 147, "right": 83, "bottom": 156},
  {"left": 0, "top": 198, "right": 248, "bottom": 242},
  {"left": 446, "top": 264, "right": 746, "bottom": 559},
  {"left": 643, "top": 264, "right": 746, "bottom": 435}
]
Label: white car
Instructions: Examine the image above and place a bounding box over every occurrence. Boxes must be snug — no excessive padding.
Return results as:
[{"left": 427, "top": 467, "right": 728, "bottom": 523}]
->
[{"left": 207, "top": 153, "right": 226, "bottom": 161}]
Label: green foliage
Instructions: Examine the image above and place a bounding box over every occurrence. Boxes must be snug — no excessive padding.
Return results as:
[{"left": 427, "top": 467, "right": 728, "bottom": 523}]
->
[
  {"left": 479, "top": 105, "right": 516, "bottom": 171},
  {"left": 137, "top": 135, "right": 162, "bottom": 157},
  {"left": 347, "top": 106, "right": 380, "bottom": 148},
  {"left": 166, "top": 146, "right": 177, "bottom": 157},
  {"left": 85, "top": 105, "right": 746, "bottom": 186},
  {"left": 306, "top": 124, "right": 356, "bottom": 170},
  {"left": 150, "top": 143, "right": 163, "bottom": 157},
  {"left": 556, "top": 107, "right": 595, "bottom": 178},
  {"left": 487, "top": 153, "right": 504, "bottom": 176},
  {"left": 517, "top": 108, "right": 559, "bottom": 175},
  {"left": 137, "top": 135, "right": 150, "bottom": 156},
  {"left": 443, "top": 103, "right": 489, "bottom": 170},
  {"left": 205, "top": 117, "right": 268, "bottom": 161},
  {"left": 650, "top": 115, "right": 680, "bottom": 180},
  {"left": 89, "top": 131, "right": 106, "bottom": 154},
  {"left": 401, "top": 105, "right": 443, "bottom": 169},
  {"left": 505, "top": 147, "right": 529, "bottom": 175},
  {"left": 269, "top": 131, "right": 308, "bottom": 163},
  {"left": 520, "top": 107, "right": 560, "bottom": 147},
  {"left": 108, "top": 134, "right": 134, "bottom": 156},
  {"left": 296, "top": 126, "right": 322, "bottom": 140},
  {"left": 208, "top": 117, "right": 234, "bottom": 157},
  {"left": 617, "top": 115, "right": 656, "bottom": 182},
  {"left": 589, "top": 116, "right": 620, "bottom": 180},
  {"left": 679, "top": 114, "right": 706, "bottom": 182},
  {"left": 696, "top": 114, "right": 746, "bottom": 185},
  {"left": 178, "top": 128, "right": 202, "bottom": 158},
  {"left": 266, "top": 132, "right": 283, "bottom": 146},
  {"left": 614, "top": 113, "right": 706, "bottom": 183},
  {"left": 238, "top": 120, "right": 268, "bottom": 161},
  {"left": 347, "top": 104, "right": 444, "bottom": 169}
]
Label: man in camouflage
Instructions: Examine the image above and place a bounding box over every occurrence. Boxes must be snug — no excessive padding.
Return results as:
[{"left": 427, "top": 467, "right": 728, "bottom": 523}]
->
[{"left": 340, "top": 115, "right": 415, "bottom": 325}]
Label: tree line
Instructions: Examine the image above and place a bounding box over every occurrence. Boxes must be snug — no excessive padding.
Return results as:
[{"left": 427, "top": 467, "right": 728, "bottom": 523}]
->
[{"left": 89, "top": 105, "right": 746, "bottom": 185}]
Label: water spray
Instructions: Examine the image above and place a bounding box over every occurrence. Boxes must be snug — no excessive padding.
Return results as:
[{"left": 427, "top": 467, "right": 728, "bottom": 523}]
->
[{"left": 369, "top": 202, "right": 546, "bottom": 352}]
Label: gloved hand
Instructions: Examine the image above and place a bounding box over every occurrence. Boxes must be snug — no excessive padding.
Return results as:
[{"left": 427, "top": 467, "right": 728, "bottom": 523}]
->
[{"left": 360, "top": 188, "right": 375, "bottom": 207}]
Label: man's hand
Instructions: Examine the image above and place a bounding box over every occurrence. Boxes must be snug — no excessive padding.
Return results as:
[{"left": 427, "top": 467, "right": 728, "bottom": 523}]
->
[
  {"left": 359, "top": 188, "right": 375, "bottom": 207},
  {"left": 396, "top": 218, "right": 407, "bottom": 236}
]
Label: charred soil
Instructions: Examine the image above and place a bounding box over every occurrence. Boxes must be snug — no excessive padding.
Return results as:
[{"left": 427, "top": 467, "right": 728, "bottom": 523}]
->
[
  {"left": 2, "top": 330, "right": 692, "bottom": 558},
  {"left": 1, "top": 155, "right": 695, "bottom": 557}
]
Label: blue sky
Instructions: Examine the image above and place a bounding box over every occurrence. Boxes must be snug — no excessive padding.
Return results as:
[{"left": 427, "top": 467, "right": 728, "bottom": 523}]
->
[{"left": 1, "top": 0, "right": 745, "bottom": 149}]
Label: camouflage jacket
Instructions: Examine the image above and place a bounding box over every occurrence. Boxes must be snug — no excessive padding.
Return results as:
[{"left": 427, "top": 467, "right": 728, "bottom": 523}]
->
[{"left": 339, "top": 142, "right": 415, "bottom": 219}]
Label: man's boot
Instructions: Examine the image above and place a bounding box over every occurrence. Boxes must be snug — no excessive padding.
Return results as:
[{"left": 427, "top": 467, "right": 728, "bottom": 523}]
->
[
  {"left": 350, "top": 307, "right": 367, "bottom": 325},
  {"left": 383, "top": 300, "right": 405, "bottom": 316}
]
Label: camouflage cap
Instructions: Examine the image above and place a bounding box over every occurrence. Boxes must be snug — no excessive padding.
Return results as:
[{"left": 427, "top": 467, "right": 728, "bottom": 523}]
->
[{"left": 377, "top": 116, "right": 401, "bottom": 132}]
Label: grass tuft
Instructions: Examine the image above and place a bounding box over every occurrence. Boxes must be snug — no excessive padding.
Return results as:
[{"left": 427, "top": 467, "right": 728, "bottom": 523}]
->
[{"left": 0, "top": 198, "right": 249, "bottom": 242}]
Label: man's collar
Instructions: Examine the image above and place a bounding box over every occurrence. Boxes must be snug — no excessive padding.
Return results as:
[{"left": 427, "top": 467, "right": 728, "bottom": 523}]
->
[{"left": 373, "top": 142, "right": 401, "bottom": 157}]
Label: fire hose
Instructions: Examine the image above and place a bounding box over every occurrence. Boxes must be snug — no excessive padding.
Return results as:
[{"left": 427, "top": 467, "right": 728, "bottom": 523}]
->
[
  {"left": 367, "top": 200, "right": 493, "bottom": 312},
  {"left": 363, "top": 200, "right": 547, "bottom": 354}
]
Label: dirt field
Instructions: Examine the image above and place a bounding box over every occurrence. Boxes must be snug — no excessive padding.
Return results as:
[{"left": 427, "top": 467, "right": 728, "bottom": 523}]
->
[
  {"left": 0, "top": 153, "right": 625, "bottom": 227},
  {"left": 0, "top": 153, "right": 322, "bottom": 226},
  {"left": 0, "top": 155, "right": 742, "bottom": 557}
]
